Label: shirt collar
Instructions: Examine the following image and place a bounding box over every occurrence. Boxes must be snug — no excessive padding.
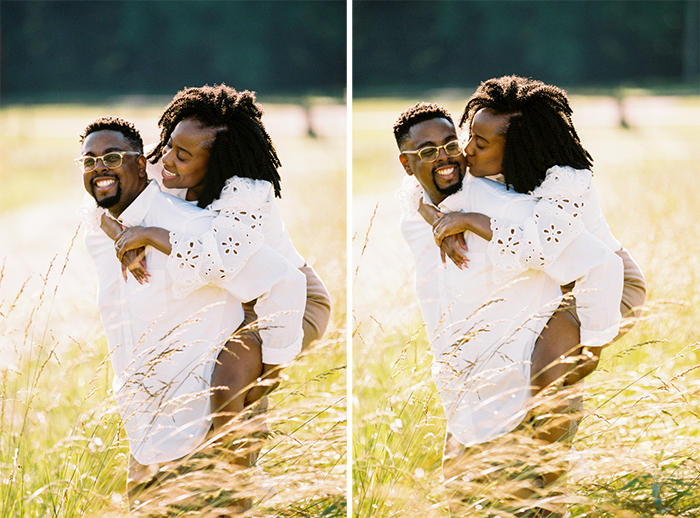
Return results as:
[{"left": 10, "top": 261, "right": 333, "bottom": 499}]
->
[
  {"left": 118, "top": 180, "right": 159, "bottom": 227},
  {"left": 438, "top": 175, "right": 473, "bottom": 213}
]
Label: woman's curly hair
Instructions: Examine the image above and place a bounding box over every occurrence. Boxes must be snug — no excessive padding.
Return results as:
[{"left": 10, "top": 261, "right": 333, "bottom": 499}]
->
[
  {"left": 460, "top": 75, "right": 593, "bottom": 193},
  {"left": 149, "top": 84, "right": 282, "bottom": 208}
]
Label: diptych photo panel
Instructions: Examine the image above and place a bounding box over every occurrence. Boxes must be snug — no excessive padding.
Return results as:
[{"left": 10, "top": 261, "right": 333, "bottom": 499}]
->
[
  {"left": 352, "top": 1, "right": 698, "bottom": 517},
  {"left": 1, "top": 1, "right": 699, "bottom": 517}
]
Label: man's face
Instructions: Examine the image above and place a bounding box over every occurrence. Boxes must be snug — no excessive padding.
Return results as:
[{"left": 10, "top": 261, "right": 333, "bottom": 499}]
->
[
  {"left": 81, "top": 130, "right": 147, "bottom": 217},
  {"left": 464, "top": 108, "right": 509, "bottom": 179},
  {"left": 399, "top": 117, "right": 466, "bottom": 205}
]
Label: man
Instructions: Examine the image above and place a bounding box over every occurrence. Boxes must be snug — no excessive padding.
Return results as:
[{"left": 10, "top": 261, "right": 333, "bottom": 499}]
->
[
  {"left": 393, "top": 103, "right": 622, "bottom": 498},
  {"left": 78, "top": 117, "right": 306, "bottom": 491}
]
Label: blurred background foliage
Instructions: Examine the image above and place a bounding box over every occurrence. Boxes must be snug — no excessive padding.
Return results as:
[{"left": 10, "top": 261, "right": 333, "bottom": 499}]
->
[
  {"left": 353, "top": 0, "right": 699, "bottom": 95},
  {"left": 0, "top": 0, "right": 347, "bottom": 103}
]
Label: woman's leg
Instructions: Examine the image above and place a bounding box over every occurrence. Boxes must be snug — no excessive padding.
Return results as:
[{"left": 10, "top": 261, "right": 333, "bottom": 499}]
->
[
  {"left": 531, "top": 304, "right": 584, "bottom": 395},
  {"left": 532, "top": 247, "right": 647, "bottom": 394},
  {"left": 210, "top": 330, "right": 263, "bottom": 430}
]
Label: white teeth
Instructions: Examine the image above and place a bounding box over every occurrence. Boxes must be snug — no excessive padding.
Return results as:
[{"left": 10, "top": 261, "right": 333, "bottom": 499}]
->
[
  {"left": 95, "top": 178, "right": 116, "bottom": 187},
  {"left": 435, "top": 166, "right": 456, "bottom": 177},
  {"left": 162, "top": 169, "right": 176, "bottom": 178}
]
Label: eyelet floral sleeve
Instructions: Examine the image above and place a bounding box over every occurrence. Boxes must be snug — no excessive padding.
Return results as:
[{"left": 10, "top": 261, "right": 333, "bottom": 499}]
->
[
  {"left": 77, "top": 195, "right": 109, "bottom": 232},
  {"left": 396, "top": 175, "right": 424, "bottom": 216},
  {"left": 488, "top": 166, "right": 595, "bottom": 285},
  {"left": 167, "top": 177, "right": 272, "bottom": 299}
]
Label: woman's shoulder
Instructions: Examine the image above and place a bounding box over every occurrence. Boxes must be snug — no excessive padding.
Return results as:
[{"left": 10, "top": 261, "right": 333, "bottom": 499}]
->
[
  {"left": 209, "top": 177, "right": 273, "bottom": 211},
  {"left": 532, "top": 165, "right": 593, "bottom": 199}
]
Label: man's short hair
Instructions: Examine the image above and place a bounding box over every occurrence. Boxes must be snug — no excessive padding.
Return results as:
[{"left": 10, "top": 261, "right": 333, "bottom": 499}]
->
[
  {"left": 80, "top": 117, "right": 144, "bottom": 153},
  {"left": 393, "top": 103, "right": 455, "bottom": 149}
]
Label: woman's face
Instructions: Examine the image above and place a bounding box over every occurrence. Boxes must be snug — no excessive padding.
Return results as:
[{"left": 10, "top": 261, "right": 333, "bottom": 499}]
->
[
  {"left": 161, "top": 117, "right": 217, "bottom": 200},
  {"left": 463, "top": 108, "right": 510, "bottom": 179}
]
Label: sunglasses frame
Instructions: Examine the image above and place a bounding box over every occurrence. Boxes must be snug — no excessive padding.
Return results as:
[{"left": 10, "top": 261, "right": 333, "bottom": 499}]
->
[
  {"left": 75, "top": 151, "right": 141, "bottom": 172},
  {"left": 401, "top": 139, "right": 463, "bottom": 163}
]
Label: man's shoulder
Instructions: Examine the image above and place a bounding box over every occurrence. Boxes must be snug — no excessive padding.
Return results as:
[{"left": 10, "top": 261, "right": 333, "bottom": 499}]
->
[
  {"left": 443, "top": 176, "right": 535, "bottom": 218},
  {"left": 467, "top": 176, "right": 529, "bottom": 201},
  {"left": 146, "top": 186, "right": 213, "bottom": 232},
  {"left": 154, "top": 189, "right": 204, "bottom": 215}
]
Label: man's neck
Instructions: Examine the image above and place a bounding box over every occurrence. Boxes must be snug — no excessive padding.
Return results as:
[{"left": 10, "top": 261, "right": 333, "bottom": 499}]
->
[
  {"left": 424, "top": 195, "right": 444, "bottom": 209},
  {"left": 108, "top": 181, "right": 150, "bottom": 219}
]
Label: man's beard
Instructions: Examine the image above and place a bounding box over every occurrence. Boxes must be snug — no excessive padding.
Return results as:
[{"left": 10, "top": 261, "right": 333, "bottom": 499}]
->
[
  {"left": 93, "top": 183, "right": 122, "bottom": 209},
  {"left": 434, "top": 169, "right": 464, "bottom": 197}
]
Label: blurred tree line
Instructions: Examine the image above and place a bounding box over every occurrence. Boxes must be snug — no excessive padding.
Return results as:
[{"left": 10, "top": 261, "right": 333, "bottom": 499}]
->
[
  {"left": 354, "top": 0, "right": 700, "bottom": 94},
  {"left": 0, "top": 0, "right": 346, "bottom": 102}
]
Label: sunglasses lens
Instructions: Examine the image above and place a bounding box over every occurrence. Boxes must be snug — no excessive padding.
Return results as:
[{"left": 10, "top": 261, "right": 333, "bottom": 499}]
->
[
  {"left": 104, "top": 153, "right": 122, "bottom": 168},
  {"left": 445, "top": 141, "right": 461, "bottom": 155},
  {"left": 82, "top": 157, "right": 96, "bottom": 171},
  {"left": 419, "top": 147, "right": 438, "bottom": 162}
]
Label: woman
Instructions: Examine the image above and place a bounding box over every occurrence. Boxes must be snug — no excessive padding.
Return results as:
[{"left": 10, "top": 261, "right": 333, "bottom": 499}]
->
[{"left": 96, "top": 84, "right": 331, "bottom": 493}]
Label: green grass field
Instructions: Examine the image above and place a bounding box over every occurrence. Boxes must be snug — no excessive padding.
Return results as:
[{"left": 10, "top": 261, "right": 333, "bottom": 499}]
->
[
  {"left": 352, "top": 93, "right": 700, "bottom": 517},
  {"left": 0, "top": 101, "right": 347, "bottom": 517}
]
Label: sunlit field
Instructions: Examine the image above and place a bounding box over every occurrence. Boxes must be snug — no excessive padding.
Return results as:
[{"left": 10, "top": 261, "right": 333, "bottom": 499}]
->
[
  {"left": 0, "top": 100, "right": 347, "bottom": 517},
  {"left": 353, "top": 93, "right": 700, "bottom": 517}
]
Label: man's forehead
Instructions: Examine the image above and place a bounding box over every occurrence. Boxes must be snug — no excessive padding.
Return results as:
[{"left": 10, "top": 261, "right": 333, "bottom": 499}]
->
[
  {"left": 406, "top": 117, "right": 457, "bottom": 145},
  {"left": 82, "top": 130, "right": 130, "bottom": 151}
]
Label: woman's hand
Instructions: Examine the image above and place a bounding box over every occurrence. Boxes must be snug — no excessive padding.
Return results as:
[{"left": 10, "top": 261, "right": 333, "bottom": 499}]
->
[
  {"left": 431, "top": 212, "right": 472, "bottom": 269},
  {"left": 114, "top": 227, "right": 155, "bottom": 283},
  {"left": 432, "top": 212, "right": 474, "bottom": 246},
  {"left": 120, "top": 248, "right": 149, "bottom": 284},
  {"left": 418, "top": 199, "right": 469, "bottom": 268},
  {"left": 114, "top": 227, "right": 154, "bottom": 260},
  {"left": 438, "top": 234, "right": 469, "bottom": 269}
]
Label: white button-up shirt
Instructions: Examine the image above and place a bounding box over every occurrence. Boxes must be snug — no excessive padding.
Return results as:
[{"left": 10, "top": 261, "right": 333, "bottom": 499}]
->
[
  {"left": 84, "top": 181, "right": 305, "bottom": 464},
  {"left": 398, "top": 175, "right": 622, "bottom": 446}
]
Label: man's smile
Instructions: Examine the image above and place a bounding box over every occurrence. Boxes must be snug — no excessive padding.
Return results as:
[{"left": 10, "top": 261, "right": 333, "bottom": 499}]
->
[
  {"left": 92, "top": 176, "right": 118, "bottom": 194},
  {"left": 434, "top": 163, "right": 459, "bottom": 178}
]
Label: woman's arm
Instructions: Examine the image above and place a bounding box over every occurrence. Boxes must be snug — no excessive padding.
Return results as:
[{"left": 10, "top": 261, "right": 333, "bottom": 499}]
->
[
  {"left": 165, "top": 177, "right": 272, "bottom": 299},
  {"left": 432, "top": 211, "right": 493, "bottom": 244},
  {"left": 100, "top": 213, "right": 124, "bottom": 240},
  {"left": 115, "top": 226, "right": 172, "bottom": 257},
  {"left": 418, "top": 198, "right": 493, "bottom": 269}
]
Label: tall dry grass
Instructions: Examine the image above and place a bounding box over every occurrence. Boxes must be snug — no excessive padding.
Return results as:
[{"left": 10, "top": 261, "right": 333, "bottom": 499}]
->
[
  {"left": 352, "top": 93, "right": 700, "bottom": 517},
  {"left": 0, "top": 101, "right": 347, "bottom": 517}
]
